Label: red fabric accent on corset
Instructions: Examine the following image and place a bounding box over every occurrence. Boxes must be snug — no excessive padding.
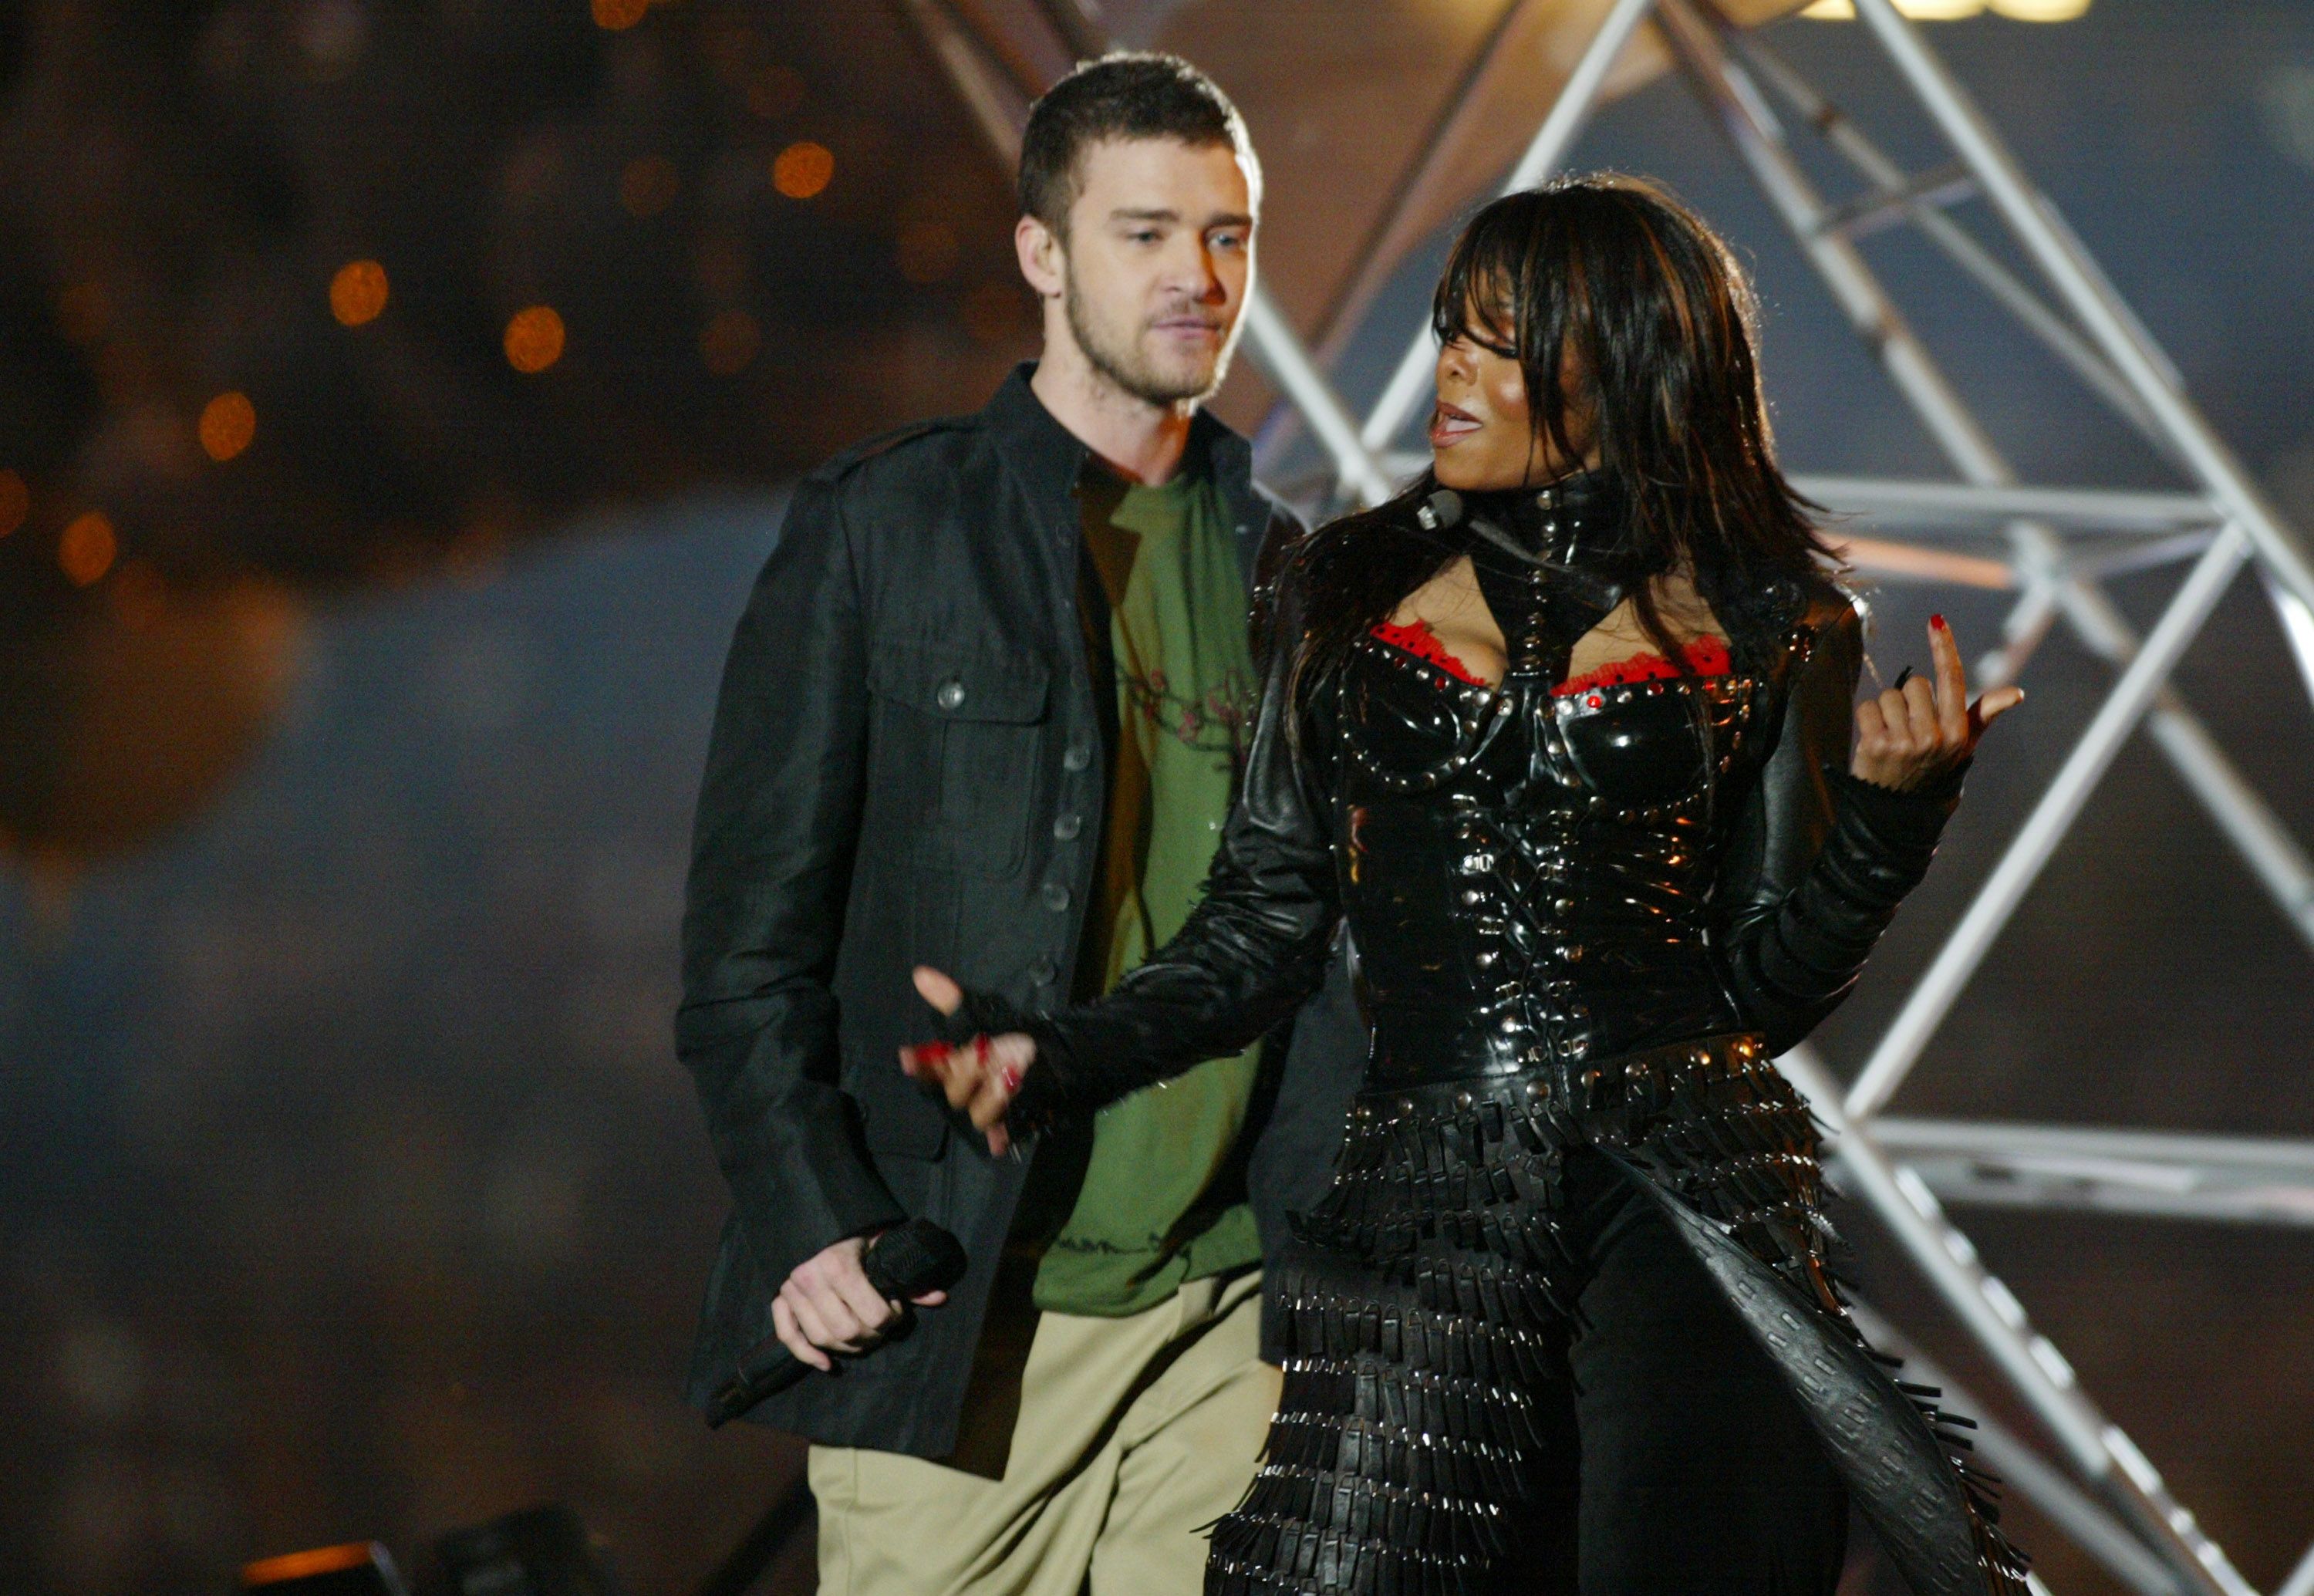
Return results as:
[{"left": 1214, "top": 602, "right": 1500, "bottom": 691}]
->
[
  {"left": 1370, "top": 619, "right": 1489, "bottom": 687},
  {"left": 1368, "top": 619, "right": 1732, "bottom": 697},
  {"left": 1552, "top": 633, "right": 1732, "bottom": 697}
]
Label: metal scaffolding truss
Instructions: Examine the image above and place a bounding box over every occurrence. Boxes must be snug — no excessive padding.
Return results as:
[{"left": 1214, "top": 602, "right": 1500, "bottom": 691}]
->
[{"left": 896, "top": 2, "right": 2314, "bottom": 1592}]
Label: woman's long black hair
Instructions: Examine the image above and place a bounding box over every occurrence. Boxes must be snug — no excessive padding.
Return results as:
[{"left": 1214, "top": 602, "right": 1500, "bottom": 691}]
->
[{"left": 1287, "top": 174, "right": 1838, "bottom": 690}]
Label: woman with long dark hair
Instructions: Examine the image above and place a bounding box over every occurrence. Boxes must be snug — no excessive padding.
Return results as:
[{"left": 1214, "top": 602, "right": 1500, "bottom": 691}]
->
[{"left": 906, "top": 175, "right": 2027, "bottom": 1594}]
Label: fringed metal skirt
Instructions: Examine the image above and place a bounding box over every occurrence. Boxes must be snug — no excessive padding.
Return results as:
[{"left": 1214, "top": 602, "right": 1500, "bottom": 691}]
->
[{"left": 1204, "top": 1032, "right": 2030, "bottom": 1596}]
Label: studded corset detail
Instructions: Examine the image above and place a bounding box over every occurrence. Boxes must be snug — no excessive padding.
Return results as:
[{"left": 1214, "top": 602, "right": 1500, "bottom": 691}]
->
[{"left": 1337, "top": 473, "right": 1809, "bottom": 1089}]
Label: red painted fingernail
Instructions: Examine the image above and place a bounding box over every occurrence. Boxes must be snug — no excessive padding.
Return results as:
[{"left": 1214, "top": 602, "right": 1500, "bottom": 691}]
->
[
  {"left": 1000, "top": 1065, "right": 1023, "bottom": 1095},
  {"left": 973, "top": 1034, "right": 990, "bottom": 1065},
  {"left": 1931, "top": 613, "right": 1948, "bottom": 630},
  {"left": 915, "top": 1041, "right": 954, "bottom": 1067}
]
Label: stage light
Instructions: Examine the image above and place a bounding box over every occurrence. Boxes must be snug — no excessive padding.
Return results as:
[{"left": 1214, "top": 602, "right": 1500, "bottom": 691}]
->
[
  {"left": 504, "top": 305, "right": 566, "bottom": 373},
  {"left": 241, "top": 1542, "right": 407, "bottom": 1594},
  {"left": 773, "top": 140, "right": 834, "bottom": 199},
  {"left": 0, "top": 470, "right": 25, "bottom": 537},
  {"left": 1806, "top": 0, "right": 2090, "bottom": 15},
  {"left": 59, "top": 511, "right": 117, "bottom": 586},
  {"left": 201, "top": 391, "right": 258, "bottom": 461},
  {"left": 591, "top": 0, "right": 648, "bottom": 30},
  {"left": 331, "top": 260, "right": 389, "bottom": 325}
]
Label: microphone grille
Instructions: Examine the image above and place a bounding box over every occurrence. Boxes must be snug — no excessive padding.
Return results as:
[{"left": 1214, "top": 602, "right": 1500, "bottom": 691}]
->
[
  {"left": 1417, "top": 488, "right": 1463, "bottom": 532},
  {"left": 862, "top": 1218, "right": 970, "bottom": 1297}
]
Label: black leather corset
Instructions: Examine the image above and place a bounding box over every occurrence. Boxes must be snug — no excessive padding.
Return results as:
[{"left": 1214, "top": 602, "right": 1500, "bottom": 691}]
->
[{"left": 1331, "top": 475, "right": 1786, "bottom": 1088}]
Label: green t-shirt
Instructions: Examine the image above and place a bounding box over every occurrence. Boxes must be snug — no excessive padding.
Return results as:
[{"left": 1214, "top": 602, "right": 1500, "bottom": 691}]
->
[{"left": 1028, "top": 464, "right": 1266, "bottom": 1316}]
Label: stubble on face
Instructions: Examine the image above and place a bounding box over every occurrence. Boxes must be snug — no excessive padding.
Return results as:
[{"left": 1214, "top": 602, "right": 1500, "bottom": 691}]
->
[
  {"left": 1045, "top": 136, "right": 1253, "bottom": 411},
  {"left": 1061, "top": 251, "right": 1236, "bottom": 409}
]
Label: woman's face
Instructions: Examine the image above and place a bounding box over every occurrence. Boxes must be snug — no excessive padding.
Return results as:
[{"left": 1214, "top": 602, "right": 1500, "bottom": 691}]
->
[{"left": 1428, "top": 306, "right": 1594, "bottom": 491}]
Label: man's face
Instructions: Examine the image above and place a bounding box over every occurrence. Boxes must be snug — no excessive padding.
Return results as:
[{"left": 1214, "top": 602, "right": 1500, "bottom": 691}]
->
[{"left": 1053, "top": 137, "right": 1255, "bottom": 407}]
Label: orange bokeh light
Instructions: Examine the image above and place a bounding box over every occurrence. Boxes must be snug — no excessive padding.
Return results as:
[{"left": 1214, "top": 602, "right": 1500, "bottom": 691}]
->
[
  {"left": 504, "top": 305, "right": 567, "bottom": 373},
  {"left": 0, "top": 469, "right": 27, "bottom": 537},
  {"left": 772, "top": 141, "right": 834, "bottom": 200},
  {"left": 200, "top": 391, "right": 258, "bottom": 462},
  {"left": 592, "top": 0, "right": 649, "bottom": 29},
  {"left": 330, "top": 259, "right": 390, "bottom": 326},
  {"left": 60, "top": 511, "right": 118, "bottom": 586},
  {"left": 243, "top": 1544, "right": 382, "bottom": 1588}
]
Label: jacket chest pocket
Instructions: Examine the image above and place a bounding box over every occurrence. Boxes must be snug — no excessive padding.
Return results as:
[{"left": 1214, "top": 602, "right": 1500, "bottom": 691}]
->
[{"left": 869, "top": 639, "right": 1053, "bottom": 879}]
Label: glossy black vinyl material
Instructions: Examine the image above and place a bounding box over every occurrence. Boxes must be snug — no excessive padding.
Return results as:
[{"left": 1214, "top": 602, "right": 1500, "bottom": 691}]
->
[
  {"left": 1207, "top": 1039, "right": 2022, "bottom": 1595},
  {"left": 963, "top": 473, "right": 2024, "bottom": 1593}
]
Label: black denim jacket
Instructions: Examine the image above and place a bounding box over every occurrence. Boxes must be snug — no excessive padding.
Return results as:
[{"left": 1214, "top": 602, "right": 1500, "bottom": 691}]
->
[{"left": 675, "top": 365, "right": 1367, "bottom": 1456}]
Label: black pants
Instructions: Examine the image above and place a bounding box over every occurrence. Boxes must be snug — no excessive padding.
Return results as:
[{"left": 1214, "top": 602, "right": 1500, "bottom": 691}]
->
[
  {"left": 1542, "top": 1149, "right": 1847, "bottom": 1591},
  {"left": 1211, "top": 1146, "right": 1847, "bottom": 1595}
]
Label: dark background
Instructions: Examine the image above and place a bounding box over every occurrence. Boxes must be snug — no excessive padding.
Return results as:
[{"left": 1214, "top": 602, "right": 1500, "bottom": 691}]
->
[{"left": 3, "top": 2, "right": 2312, "bottom": 1592}]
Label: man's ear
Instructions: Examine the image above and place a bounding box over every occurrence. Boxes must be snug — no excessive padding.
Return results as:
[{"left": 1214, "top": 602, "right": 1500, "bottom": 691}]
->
[{"left": 1015, "top": 212, "right": 1064, "bottom": 301}]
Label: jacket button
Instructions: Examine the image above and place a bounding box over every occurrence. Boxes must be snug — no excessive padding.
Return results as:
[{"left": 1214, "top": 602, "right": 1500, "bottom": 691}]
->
[
  {"left": 1053, "top": 812, "right": 1083, "bottom": 840},
  {"left": 1062, "top": 740, "right": 1093, "bottom": 771},
  {"left": 1028, "top": 957, "right": 1059, "bottom": 987},
  {"left": 1040, "top": 881, "right": 1071, "bottom": 912},
  {"left": 936, "top": 679, "right": 966, "bottom": 712}
]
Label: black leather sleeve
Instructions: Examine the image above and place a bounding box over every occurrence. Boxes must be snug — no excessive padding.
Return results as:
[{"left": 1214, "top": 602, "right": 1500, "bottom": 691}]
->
[
  {"left": 1712, "top": 597, "right": 1966, "bottom": 1054},
  {"left": 990, "top": 547, "right": 1344, "bottom": 1138},
  {"left": 676, "top": 476, "right": 904, "bottom": 1290}
]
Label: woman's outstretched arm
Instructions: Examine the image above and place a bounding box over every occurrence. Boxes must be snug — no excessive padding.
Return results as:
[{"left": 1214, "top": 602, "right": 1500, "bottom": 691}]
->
[
  {"left": 1714, "top": 602, "right": 2022, "bottom": 1055},
  {"left": 904, "top": 545, "right": 1344, "bottom": 1153}
]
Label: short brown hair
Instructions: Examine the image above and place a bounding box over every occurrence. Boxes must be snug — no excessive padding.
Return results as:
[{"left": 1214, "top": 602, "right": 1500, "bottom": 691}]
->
[{"left": 1017, "top": 53, "right": 1258, "bottom": 235}]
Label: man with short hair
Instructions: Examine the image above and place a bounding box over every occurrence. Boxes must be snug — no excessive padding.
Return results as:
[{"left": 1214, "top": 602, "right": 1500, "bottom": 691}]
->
[{"left": 676, "top": 52, "right": 1361, "bottom": 1594}]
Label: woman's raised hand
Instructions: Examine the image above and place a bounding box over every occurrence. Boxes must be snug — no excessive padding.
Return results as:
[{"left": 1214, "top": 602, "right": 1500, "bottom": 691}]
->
[
  {"left": 1851, "top": 614, "right": 2025, "bottom": 792},
  {"left": 897, "top": 966, "right": 1036, "bottom": 1156}
]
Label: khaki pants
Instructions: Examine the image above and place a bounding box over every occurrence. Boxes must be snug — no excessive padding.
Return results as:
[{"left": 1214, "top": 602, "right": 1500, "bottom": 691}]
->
[{"left": 809, "top": 1269, "right": 1277, "bottom": 1595}]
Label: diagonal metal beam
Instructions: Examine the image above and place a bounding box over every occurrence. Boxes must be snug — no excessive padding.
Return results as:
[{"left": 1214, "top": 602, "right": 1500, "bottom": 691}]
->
[
  {"left": 1672, "top": 5, "right": 2314, "bottom": 1085},
  {"left": 1850, "top": 0, "right": 2314, "bottom": 619},
  {"left": 1779, "top": 1041, "right": 2259, "bottom": 1596},
  {"left": 1255, "top": 0, "right": 1557, "bottom": 476},
  {"left": 1356, "top": 0, "right": 1662, "bottom": 467},
  {"left": 1840, "top": 524, "right": 2251, "bottom": 1126},
  {"left": 1844, "top": 1297, "right": 2187, "bottom": 1596},
  {"left": 1206, "top": 3, "right": 2302, "bottom": 1587},
  {"left": 1812, "top": 158, "right": 1975, "bottom": 241},
  {"left": 2279, "top": 1541, "right": 2314, "bottom": 1596},
  {"left": 1730, "top": 28, "right": 2173, "bottom": 453},
  {"left": 889, "top": 0, "right": 1397, "bottom": 504}
]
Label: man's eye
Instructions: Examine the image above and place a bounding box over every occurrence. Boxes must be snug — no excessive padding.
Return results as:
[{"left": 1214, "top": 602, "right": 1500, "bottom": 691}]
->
[
  {"left": 1211, "top": 232, "right": 1246, "bottom": 251},
  {"left": 1129, "top": 230, "right": 1160, "bottom": 244}
]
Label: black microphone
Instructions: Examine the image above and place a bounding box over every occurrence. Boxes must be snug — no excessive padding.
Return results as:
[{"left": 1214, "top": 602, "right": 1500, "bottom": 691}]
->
[
  {"left": 705, "top": 1218, "right": 969, "bottom": 1429},
  {"left": 1415, "top": 488, "right": 1463, "bottom": 531}
]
